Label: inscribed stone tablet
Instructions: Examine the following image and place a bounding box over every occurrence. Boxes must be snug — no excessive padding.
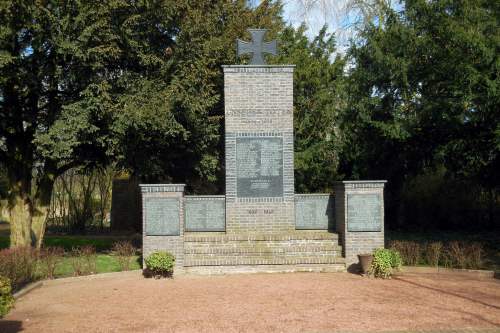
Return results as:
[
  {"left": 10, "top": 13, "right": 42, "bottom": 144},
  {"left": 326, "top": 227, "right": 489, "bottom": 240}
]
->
[
  {"left": 185, "top": 198, "right": 225, "bottom": 231},
  {"left": 347, "top": 193, "right": 382, "bottom": 232},
  {"left": 144, "top": 197, "right": 180, "bottom": 236},
  {"left": 295, "top": 195, "right": 334, "bottom": 230},
  {"left": 236, "top": 137, "right": 283, "bottom": 197}
]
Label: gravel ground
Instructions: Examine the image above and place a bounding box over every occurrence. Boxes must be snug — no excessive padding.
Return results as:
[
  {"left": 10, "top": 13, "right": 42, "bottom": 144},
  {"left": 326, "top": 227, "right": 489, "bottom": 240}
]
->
[{"left": 1, "top": 271, "right": 499, "bottom": 333}]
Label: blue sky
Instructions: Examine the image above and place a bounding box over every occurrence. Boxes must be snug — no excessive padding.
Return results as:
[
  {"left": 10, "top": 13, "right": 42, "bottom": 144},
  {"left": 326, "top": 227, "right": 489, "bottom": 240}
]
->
[{"left": 271, "top": 1, "right": 404, "bottom": 53}]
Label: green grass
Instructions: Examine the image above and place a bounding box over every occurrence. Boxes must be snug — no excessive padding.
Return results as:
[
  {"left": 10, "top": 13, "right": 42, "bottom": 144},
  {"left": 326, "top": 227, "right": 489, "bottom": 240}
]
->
[
  {"left": 0, "top": 235, "right": 137, "bottom": 252},
  {"left": 0, "top": 233, "right": 142, "bottom": 279},
  {"left": 52, "top": 254, "right": 142, "bottom": 278}
]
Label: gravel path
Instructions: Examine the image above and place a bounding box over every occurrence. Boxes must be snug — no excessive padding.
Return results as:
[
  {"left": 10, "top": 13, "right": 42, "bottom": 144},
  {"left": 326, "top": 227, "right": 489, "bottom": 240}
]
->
[{"left": 2, "top": 271, "right": 499, "bottom": 332}]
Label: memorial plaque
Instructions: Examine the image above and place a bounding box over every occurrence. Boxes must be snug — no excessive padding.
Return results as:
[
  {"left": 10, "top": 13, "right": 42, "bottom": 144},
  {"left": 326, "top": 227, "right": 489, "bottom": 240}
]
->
[
  {"left": 347, "top": 193, "right": 382, "bottom": 232},
  {"left": 144, "top": 197, "right": 180, "bottom": 236},
  {"left": 295, "top": 195, "right": 334, "bottom": 230},
  {"left": 185, "top": 197, "right": 225, "bottom": 231},
  {"left": 236, "top": 137, "right": 283, "bottom": 197}
]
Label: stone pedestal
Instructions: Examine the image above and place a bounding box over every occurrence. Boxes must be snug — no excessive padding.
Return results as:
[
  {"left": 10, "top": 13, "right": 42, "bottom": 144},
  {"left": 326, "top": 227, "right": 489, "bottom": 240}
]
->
[
  {"left": 140, "top": 184, "right": 185, "bottom": 265},
  {"left": 334, "top": 181, "right": 387, "bottom": 269},
  {"left": 223, "top": 65, "right": 295, "bottom": 233}
]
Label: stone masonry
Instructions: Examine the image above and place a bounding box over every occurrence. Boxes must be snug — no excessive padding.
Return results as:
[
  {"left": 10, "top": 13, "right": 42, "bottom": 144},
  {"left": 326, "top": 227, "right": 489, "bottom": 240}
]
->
[
  {"left": 334, "top": 181, "right": 386, "bottom": 269},
  {"left": 139, "top": 35, "right": 387, "bottom": 273},
  {"left": 141, "top": 184, "right": 185, "bottom": 266},
  {"left": 223, "top": 65, "right": 295, "bottom": 233}
]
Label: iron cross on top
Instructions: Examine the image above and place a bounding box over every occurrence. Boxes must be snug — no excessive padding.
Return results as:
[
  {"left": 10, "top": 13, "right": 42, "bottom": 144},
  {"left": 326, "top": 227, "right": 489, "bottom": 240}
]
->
[{"left": 237, "top": 29, "right": 277, "bottom": 65}]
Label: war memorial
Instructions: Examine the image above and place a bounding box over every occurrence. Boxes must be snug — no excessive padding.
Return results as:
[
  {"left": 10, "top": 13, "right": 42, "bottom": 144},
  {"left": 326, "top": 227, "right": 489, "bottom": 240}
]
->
[{"left": 140, "top": 29, "right": 386, "bottom": 273}]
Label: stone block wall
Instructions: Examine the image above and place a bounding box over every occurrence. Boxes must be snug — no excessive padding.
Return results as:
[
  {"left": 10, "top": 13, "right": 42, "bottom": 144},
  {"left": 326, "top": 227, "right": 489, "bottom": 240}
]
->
[
  {"left": 223, "top": 65, "right": 295, "bottom": 233},
  {"left": 295, "top": 194, "right": 334, "bottom": 230},
  {"left": 334, "top": 181, "right": 386, "bottom": 269},
  {"left": 141, "top": 184, "right": 185, "bottom": 266}
]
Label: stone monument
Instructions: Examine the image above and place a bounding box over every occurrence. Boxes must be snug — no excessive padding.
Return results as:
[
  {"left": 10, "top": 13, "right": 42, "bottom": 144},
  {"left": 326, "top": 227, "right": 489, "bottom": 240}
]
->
[{"left": 140, "top": 29, "right": 387, "bottom": 273}]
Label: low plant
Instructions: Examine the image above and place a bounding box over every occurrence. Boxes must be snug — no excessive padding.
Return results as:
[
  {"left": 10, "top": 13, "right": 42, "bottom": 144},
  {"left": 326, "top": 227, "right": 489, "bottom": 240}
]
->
[
  {"left": 389, "top": 249, "right": 403, "bottom": 271},
  {"left": 389, "top": 240, "right": 420, "bottom": 266},
  {"left": 0, "top": 246, "right": 39, "bottom": 290},
  {"left": 0, "top": 276, "right": 14, "bottom": 317},
  {"left": 448, "top": 241, "right": 467, "bottom": 269},
  {"left": 80, "top": 245, "right": 97, "bottom": 274},
  {"left": 70, "top": 245, "right": 96, "bottom": 276},
  {"left": 425, "top": 242, "right": 443, "bottom": 267},
  {"left": 465, "top": 242, "right": 483, "bottom": 269},
  {"left": 112, "top": 241, "right": 136, "bottom": 271},
  {"left": 441, "top": 250, "right": 453, "bottom": 268},
  {"left": 371, "top": 248, "right": 399, "bottom": 279},
  {"left": 144, "top": 251, "right": 175, "bottom": 278},
  {"left": 69, "top": 247, "right": 85, "bottom": 276},
  {"left": 403, "top": 241, "right": 421, "bottom": 266},
  {"left": 40, "top": 246, "right": 64, "bottom": 279}
]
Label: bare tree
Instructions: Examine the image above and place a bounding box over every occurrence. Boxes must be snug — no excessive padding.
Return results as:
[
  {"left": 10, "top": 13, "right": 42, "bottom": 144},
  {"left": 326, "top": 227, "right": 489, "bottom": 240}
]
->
[{"left": 284, "top": 0, "right": 396, "bottom": 50}]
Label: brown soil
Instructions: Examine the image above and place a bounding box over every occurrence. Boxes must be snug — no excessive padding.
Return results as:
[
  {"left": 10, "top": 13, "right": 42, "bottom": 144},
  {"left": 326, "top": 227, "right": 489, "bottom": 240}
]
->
[{"left": 2, "top": 271, "right": 499, "bottom": 333}]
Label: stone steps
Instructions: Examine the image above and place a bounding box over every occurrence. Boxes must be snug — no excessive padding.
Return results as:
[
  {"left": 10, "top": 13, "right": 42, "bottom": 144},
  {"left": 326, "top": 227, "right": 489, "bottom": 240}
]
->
[
  {"left": 181, "top": 263, "right": 346, "bottom": 274},
  {"left": 183, "top": 231, "right": 340, "bottom": 242},
  {"left": 183, "top": 231, "right": 344, "bottom": 268},
  {"left": 184, "top": 245, "right": 342, "bottom": 255},
  {"left": 183, "top": 256, "right": 345, "bottom": 267}
]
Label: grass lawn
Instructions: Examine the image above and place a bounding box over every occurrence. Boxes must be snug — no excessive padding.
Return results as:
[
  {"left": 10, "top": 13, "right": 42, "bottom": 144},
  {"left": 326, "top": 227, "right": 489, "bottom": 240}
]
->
[
  {"left": 0, "top": 234, "right": 139, "bottom": 252},
  {"left": 53, "top": 254, "right": 142, "bottom": 278},
  {"left": 0, "top": 225, "right": 142, "bottom": 279}
]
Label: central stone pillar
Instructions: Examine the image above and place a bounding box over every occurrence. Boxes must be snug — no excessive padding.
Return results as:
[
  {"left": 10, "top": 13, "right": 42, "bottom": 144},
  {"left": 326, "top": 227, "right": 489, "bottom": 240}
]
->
[{"left": 223, "top": 65, "right": 295, "bottom": 233}]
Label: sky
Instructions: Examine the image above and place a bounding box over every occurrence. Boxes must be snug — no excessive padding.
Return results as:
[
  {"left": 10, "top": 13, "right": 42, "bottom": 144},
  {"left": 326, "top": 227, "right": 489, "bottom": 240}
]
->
[
  {"left": 261, "top": 0, "right": 404, "bottom": 53},
  {"left": 281, "top": 0, "right": 358, "bottom": 51}
]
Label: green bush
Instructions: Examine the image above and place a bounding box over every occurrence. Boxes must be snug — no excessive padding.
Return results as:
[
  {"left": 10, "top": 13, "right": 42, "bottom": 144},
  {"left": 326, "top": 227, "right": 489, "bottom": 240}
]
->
[
  {"left": 0, "top": 276, "right": 14, "bottom": 317},
  {"left": 389, "top": 249, "right": 403, "bottom": 270},
  {"left": 371, "top": 248, "right": 401, "bottom": 278},
  {"left": 144, "top": 251, "right": 175, "bottom": 278}
]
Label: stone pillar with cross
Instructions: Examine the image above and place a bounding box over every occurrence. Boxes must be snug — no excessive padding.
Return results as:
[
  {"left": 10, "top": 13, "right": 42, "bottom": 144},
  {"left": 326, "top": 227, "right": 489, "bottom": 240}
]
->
[{"left": 223, "top": 29, "right": 295, "bottom": 233}]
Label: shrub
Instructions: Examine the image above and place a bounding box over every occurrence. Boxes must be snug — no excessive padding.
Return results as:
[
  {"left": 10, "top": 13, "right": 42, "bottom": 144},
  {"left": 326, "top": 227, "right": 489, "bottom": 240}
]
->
[
  {"left": 391, "top": 241, "right": 421, "bottom": 266},
  {"left": 144, "top": 251, "right": 175, "bottom": 278},
  {"left": 69, "top": 247, "right": 84, "bottom": 276},
  {"left": 80, "top": 245, "right": 97, "bottom": 274},
  {"left": 371, "top": 248, "right": 396, "bottom": 279},
  {"left": 465, "top": 242, "right": 483, "bottom": 269},
  {"left": 425, "top": 242, "right": 443, "bottom": 267},
  {"left": 0, "top": 276, "right": 14, "bottom": 318},
  {"left": 0, "top": 247, "right": 39, "bottom": 290},
  {"left": 448, "top": 241, "right": 467, "bottom": 269},
  {"left": 112, "top": 241, "right": 136, "bottom": 271},
  {"left": 70, "top": 245, "right": 97, "bottom": 276},
  {"left": 40, "top": 246, "right": 64, "bottom": 279},
  {"left": 389, "top": 249, "right": 403, "bottom": 270}
]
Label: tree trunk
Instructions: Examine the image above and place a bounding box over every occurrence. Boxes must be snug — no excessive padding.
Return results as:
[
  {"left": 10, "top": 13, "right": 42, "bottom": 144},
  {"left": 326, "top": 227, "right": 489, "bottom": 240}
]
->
[
  {"left": 8, "top": 172, "right": 54, "bottom": 248},
  {"left": 31, "top": 204, "right": 50, "bottom": 248},
  {"left": 9, "top": 194, "right": 32, "bottom": 247}
]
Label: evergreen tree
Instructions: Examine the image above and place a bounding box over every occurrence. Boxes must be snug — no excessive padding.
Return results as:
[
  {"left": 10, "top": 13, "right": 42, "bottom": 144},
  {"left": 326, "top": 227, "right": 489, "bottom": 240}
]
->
[
  {"left": 273, "top": 25, "right": 346, "bottom": 192},
  {"left": 0, "top": 0, "right": 284, "bottom": 246},
  {"left": 343, "top": 0, "right": 499, "bottom": 228}
]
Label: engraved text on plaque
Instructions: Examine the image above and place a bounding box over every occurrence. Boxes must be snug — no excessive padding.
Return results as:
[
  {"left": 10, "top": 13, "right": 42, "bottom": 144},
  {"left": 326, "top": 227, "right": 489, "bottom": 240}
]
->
[
  {"left": 347, "top": 193, "right": 382, "bottom": 232},
  {"left": 236, "top": 137, "right": 283, "bottom": 197},
  {"left": 145, "top": 197, "right": 180, "bottom": 236}
]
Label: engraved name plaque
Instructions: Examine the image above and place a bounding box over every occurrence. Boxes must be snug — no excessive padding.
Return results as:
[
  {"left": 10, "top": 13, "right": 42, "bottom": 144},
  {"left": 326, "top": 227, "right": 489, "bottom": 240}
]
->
[
  {"left": 236, "top": 137, "right": 283, "bottom": 198},
  {"left": 144, "top": 197, "right": 180, "bottom": 236},
  {"left": 185, "top": 197, "right": 225, "bottom": 232},
  {"left": 295, "top": 195, "right": 334, "bottom": 230},
  {"left": 347, "top": 193, "right": 382, "bottom": 232}
]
